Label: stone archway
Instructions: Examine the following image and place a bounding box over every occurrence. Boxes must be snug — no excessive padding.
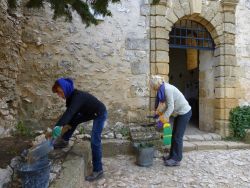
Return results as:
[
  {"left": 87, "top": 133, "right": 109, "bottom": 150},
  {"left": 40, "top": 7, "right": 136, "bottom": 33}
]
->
[{"left": 149, "top": 0, "right": 239, "bottom": 137}]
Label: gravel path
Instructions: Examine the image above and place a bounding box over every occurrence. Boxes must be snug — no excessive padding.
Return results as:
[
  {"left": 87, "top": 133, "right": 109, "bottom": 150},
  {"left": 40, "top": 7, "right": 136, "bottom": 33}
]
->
[{"left": 85, "top": 150, "right": 250, "bottom": 188}]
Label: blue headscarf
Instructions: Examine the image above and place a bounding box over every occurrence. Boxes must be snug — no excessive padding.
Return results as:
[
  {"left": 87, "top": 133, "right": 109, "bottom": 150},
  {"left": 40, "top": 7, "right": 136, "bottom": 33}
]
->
[
  {"left": 56, "top": 78, "right": 74, "bottom": 98},
  {"left": 155, "top": 83, "right": 166, "bottom": 109}
]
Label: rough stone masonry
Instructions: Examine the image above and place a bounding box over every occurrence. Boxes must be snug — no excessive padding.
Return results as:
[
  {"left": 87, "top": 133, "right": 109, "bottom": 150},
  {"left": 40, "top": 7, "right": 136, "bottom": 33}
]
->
[{"left": 0, "top": 0, "right": 250, "bottom": 137}]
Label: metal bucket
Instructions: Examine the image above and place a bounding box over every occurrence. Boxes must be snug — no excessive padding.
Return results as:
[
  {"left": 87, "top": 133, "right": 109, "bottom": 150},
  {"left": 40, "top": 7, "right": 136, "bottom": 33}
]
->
[
  {"left": 18, "top": 159, "right": 51, "bottom": 188},
  {"left": 134, "top": 143, "right": 155, "bottom": 167}
]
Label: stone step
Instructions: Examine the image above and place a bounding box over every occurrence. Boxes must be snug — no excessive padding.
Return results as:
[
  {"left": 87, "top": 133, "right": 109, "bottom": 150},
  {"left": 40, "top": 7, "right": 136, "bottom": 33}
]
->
[
  {"left": 184, "top": 133, "right": 222, "bottom": 142},
  {"left": 101, "top": 139, "right": 250, "bottom": 157},
  {"left": 182, "top": 141, "right": 250, "bottom": 152}
]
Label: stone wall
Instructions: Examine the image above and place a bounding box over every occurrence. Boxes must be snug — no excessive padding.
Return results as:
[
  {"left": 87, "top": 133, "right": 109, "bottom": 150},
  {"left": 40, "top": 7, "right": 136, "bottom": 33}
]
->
[
  {"left": 236, "top": 0, "right": 250, "bottom": 106},
  {"left": 16, "top": 0, "right": 151, "bottom": 130},
  {"left": 0, "top": 1, "right": 21, "bottom": 137},
  {"left": 150, "top": 0, "right": 239, "bottom": 137}
]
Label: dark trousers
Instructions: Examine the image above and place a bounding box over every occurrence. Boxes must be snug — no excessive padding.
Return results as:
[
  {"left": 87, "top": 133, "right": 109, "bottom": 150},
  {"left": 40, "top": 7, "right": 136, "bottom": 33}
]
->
[
  {"left": 170, "top": 110, "right": 192, "bottom": 161},
  {"left": 62, "top": 111, "right": 107, "bottom": 172}
]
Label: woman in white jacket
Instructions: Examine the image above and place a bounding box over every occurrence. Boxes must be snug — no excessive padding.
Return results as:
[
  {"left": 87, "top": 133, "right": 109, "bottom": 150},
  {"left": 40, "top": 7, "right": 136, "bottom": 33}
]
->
[{"left": 150, "top": 75, "right": 192, "bottom": 166}]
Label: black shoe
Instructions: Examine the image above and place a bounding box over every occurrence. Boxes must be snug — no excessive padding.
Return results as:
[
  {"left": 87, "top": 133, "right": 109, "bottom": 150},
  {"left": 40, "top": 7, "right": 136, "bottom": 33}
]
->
[
  {"left": 85, "top": 170, "right": 104, "bottom": 182},
  {"left": 164, "top": 159, "right": 180, "bottom": 167},
  {"left": 162, "top": 155, "right": 171, "bottom": 161},
  {"left": 53, "top": 138, "right": 69, "bottom": 149}
]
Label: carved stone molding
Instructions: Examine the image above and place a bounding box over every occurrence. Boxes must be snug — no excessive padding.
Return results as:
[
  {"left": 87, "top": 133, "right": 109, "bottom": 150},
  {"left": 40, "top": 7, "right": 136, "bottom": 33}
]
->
[
  {"left": 190, "top": 0, "right": 202, "bottom": 14},
  {"left": 220, "top": 0, "right": 239, "bottom": 12}
]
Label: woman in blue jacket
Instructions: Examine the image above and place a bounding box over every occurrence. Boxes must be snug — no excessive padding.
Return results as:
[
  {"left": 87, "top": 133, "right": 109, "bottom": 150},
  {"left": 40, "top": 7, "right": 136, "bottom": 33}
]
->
[{"left": 52, "top": 78, "right": 107, "bottom": 181}]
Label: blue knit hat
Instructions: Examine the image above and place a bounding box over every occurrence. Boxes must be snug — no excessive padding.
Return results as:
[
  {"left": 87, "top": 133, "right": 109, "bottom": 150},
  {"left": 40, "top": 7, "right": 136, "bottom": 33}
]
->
[{"left": 56, "top": 78, "right": 74, "bottom": 98}]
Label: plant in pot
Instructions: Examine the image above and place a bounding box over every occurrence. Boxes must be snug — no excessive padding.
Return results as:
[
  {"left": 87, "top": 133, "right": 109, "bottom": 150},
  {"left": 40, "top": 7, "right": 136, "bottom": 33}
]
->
[{"left": 134, "top": 141, "right": 155, "bottom": 167}]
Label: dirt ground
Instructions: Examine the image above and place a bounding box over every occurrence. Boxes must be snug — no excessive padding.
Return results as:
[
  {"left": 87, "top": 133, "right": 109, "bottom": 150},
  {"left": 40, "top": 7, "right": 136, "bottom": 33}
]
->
[{"left": 0, "top": 136, "right": 32, "bottom": 168}]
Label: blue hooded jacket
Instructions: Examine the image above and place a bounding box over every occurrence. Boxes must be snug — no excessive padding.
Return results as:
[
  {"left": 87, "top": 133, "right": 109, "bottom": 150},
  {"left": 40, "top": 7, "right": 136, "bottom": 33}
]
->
[{"left": 56, "top": 78, "right": 74, "bottom": 98}]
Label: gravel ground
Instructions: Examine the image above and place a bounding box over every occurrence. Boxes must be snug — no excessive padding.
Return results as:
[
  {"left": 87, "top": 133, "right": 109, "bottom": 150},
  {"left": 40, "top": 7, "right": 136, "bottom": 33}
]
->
[{"left": 85, "top": 150, "right": 250, "bottom": 188}]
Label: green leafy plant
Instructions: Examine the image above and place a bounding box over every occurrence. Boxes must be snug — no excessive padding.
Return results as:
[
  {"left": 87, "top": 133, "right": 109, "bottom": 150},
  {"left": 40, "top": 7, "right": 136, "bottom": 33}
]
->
[
  {"left": 13, "top": 121, "right": 34, "bottom": 138},
  {"left": 138, "top": 142, "right": 154, "bottom": 148},
  {"left": 118, "top": 126, "right": 130, "bottom": 137},
  {"left": 8, "top": 0, "right": 161, "bottom": 26},
  {"left": 152, "top": 0, "right": 160, "bottom": 5},
  {"left": 79, "top": 126, "right": 85, "bottom": 134},
  {"left": 229, "top": 106, "right": 250, "bottom": 139},
  {"left": 8, "top": 0, "right": 120, "bottom": 26}
]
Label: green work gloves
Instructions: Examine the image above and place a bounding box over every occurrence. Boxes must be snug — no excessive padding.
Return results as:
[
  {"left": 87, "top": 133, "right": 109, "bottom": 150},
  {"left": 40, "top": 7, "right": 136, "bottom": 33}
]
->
[{"left": 52, "top": 126, "right": 62, "bottom": 139}]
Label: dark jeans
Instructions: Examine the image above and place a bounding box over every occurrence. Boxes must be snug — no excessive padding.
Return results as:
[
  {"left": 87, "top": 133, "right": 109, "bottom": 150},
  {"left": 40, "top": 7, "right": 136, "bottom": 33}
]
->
[
  {"left": 169, "top": 110, "right": 192, "bottom": 161},
  {"left": 62, "top": 111, "right": 107, "bottom": 172}
]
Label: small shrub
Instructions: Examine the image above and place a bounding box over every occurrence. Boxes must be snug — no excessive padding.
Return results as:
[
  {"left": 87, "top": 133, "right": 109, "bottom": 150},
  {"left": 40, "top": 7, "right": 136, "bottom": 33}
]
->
[
  {"left": 118, "top": 127, "right": 130, "bottom": 137},
  {"left": 138, "top": 142, "right": 154, "bottom": 148},
  {"left": 13, "top": 121, "right": 34, "bottom": 138},
  {"left": 79, "top": 126, "right": 85, "bottom": 134},
  {"left": 229, "top": 106, "right": 250, "bottom": 139}
]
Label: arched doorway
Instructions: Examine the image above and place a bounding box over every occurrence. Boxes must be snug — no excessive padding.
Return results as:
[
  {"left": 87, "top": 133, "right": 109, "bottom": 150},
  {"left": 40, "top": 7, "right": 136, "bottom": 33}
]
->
[{"left": 169, "top": 19, "right": 215, "bottom": 132}]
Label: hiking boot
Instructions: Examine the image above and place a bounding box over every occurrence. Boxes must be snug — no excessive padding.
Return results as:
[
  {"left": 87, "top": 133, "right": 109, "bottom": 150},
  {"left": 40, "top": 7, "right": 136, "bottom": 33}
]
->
[
  {"left": 53, "top": 138, "right": 69, "bottom": 149},
  {"left": 164, "top": 159, "right": 180, "bottom": 167},
  {"left": 85, "top": 170, "right": 104, "bottom": 182}
]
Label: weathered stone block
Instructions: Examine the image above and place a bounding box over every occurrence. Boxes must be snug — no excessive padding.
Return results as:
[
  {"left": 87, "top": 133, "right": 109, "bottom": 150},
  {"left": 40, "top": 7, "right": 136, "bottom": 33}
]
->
[
  {"left": 150, "top": 63, "right": 156, "bottom": 74},
  {"left": 244, "top": 129, "right": 250, "bottom": 144},
  {"left": 165, "top": 19, "right": 173, "bottom": 31},
  {"left": 156, "top": 5, "right": 166, "bottom": 15},
  {"left": 155, "top": 62, "right": 169, "bottom": 75},
  {"left": 210, "top": 13, "right": 223, "bottom": 29},
  {"left": 224, "top": 12, "right": 235, "bottom": 23},
  {"left": 180, "top": 1, "right": 190, "bottom": 15},
  {"left": 166, "top": 8, "right": 178, "bottom": 24},
  {"left": 151, "top": 40, "right": 156, "bottom": 51},
  {"left": 150, "top": 97, "right": 156, "bottom": 110},
  {"left": 214, "top": 46, "right": 223, "bottom": 57},
  {"left": 173, "top": 2, "right": 185, "bottom": 19},
  {"left": 190, "top": 0, "right": 202, "bottom": 14},
  {"left": 185, "top": 135, "right": 205, "bottom": 141},
  {"left": 150, "top": 51, "right": 156, "bottom": 63},
  {"left": 224, "top": 33, "right": 235, "bottom": 44},
  {"left": 156, "top": 51, "right": 169, "bottom": 63},
  {"left": 102, "top": 140, "right": 134, "bottom": 157},
  {"left": 183, "top": 141, "right": 197, "bottom": 152},
  {"left": 224, "top": 23, "right": 235, "bottom": 34},
  {"left": 214, "top": 76, "right": 239, "bottom": 87},
  {"left": 214, "top": 66, "right": 238, "bottom": 77},
  {"left": 191, "top": 141, "right": 228, "bottom": 150},
  {"left": 150, "top": 88, "right": 156, "bottom": 97},
  {"left": 226, "top": 141, "right": 250, "bottom": 149},
  {"left": 224, "top": 44, "right": 236, "bottom": 55},
  {"left": 131, "top": 62, "right": 149, "bottom": 75},
  {"left": 140, "top": 4, "right": 150, "bottom": 16},
  {"left": 155, "top": 39, "right": 168, "bottom": 51},
  {"left": 214, "top": 98, "right": 238, "bottom": 109},
  {"left": 214, "top": 55, "right": 237, "bottom": 66},
  {"left": 155, "top": 28, "right": 168, "bottom": 39},
  {"left": 214, "top": 108, "right": 230, "bottom": 120},
  {"left": 130, "top": 85, "right": 149, "bottom": 97},
  {"left": 156, "top": 16, "right": 166, "bottom": 27},
  {"left": 150, "top": 27, "right": 156, "bottom": 38},
  {"left": 125, "top": 38, "right": 149, "bottom": 50},
  {"left": 215, "top": 87, "right": 237, "bottom": 98},
  {"left": 50, "top": 142, "right": 91, "bottom": 188}
]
